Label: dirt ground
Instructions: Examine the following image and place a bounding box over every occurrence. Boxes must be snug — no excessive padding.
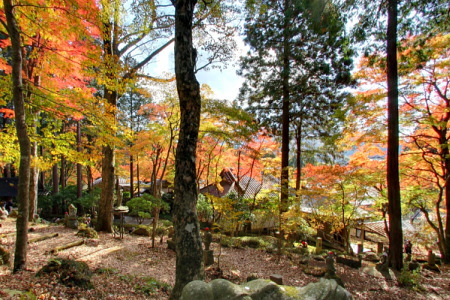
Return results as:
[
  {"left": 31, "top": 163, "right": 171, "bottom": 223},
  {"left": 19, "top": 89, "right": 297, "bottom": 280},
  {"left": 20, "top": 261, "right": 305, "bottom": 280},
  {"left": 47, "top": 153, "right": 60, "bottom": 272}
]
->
[{"left": 1, "top": 217, "right": 450, "bottom": 299}]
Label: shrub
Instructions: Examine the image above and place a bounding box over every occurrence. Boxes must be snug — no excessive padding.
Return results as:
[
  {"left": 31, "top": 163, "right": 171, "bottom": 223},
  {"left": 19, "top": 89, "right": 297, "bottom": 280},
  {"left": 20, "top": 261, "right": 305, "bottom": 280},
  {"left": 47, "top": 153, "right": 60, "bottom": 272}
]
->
[
  {"left": 127, "top": 194, "right": 169, "bottom": 224},
  {"left": 197, "top": 194, "right": 213, "bottom": 222},
  {"left": 219, "top": 235, "right": 233, "bottom": 248},
  {"left": 95, "top": 268, "right": 119, "bottom": 275},
  {"left": 76, "top": 225, "right": 99, "bottom": 238},
  {"left": 161, "top": 219, "right": 173, "bottom": 227},
  {"left": 37, "top": 258, "right": 93, "bottom": 289},
  {"left": 398, "top": 265, "right": 421, "bottom": 289},
  {"left": 136, "top": 277, "right": 172, "bottom": 296},
  {"left": 38, "top": 186, "right": 100, "bottom": 218},
  {"left": 240, "top": 237, "right": 265, "bottom": 249}
]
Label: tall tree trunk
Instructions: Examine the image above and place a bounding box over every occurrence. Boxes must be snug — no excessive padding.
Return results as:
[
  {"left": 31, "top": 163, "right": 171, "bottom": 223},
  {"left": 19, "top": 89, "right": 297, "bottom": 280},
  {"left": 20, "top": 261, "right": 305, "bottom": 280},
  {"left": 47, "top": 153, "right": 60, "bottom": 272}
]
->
[
  {"left": 29, "top": 140, "right": 39, "bottom": 220},
  {"left": 277, "top": 0, "right": 292, "bottom": 257},
  {"left": 39, "top": 146, "right": 45, "bottom": 194},
  {"left": 52, "top": 163, "right": 59, "bottom": 195},
  {"left": 76, "top": 120, "right": 82, "bottom": 199},
  {"left": 443, "top": 149, "right": 450, "bottom": 262},
  {"left": 4, "top": 163, "right": 11, "bottom": 178},
  {"left": 295, "top": 118, "right": 303, "bottom": 192},
  {"left": 4, "top": 0, "right": 31, "bottom": 272},
  {"left": 137, "top": 159, "right": 140, "bottom": 196},
  {"left": 87, "top": 165, "right": 94, "bottom": 192},
  {"left": 280, "top": 0, "right": 291, "bottom": 213},
  {"left": 60, "top": 154, "right": 66, "bottom": 189},
  {"left": 170, "top": 1, "right": 204, "bottom": 299},
  {"left": 130, "top": 154, "right": 134, "bottom": 198},
  {"left": 386, "top": 0, "right": 403, "bottom": 271},
  {"left": 97, "top": 72, "right": 119, "bottom": 232},
  {"left": 97, "top": 143, "right": 115, "bottom": 232}
]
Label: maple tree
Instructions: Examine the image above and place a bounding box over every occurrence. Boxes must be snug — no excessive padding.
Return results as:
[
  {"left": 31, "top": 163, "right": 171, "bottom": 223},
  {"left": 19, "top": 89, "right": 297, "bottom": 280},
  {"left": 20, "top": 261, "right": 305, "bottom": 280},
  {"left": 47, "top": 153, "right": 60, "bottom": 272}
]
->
[
  {"left": 300, "top": 163, "right": 373, "bottom": 252},
  {"left": 2, "top": 0, "right": 31, "bottom": 273},
  {"left": 343, "top": 0, "right": 449, "bottom": 271},
  {"left": 94, "top": 0, "right": 175, "bottom": 232},
  {"left": 0, "top": 0, "right": 100, "bottom": 272},
  {"left": 399, "top": 33, "right": 450, "bottom": 262},
  {"left": 133, "top": 91, "right": 179, "bottom": 248}
]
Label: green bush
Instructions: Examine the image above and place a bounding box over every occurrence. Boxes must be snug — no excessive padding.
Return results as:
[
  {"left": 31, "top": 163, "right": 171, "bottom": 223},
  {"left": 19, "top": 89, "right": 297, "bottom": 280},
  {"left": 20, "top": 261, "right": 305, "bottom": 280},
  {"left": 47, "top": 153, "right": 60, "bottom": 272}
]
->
[
  {"left": 136, "top": 276, "right": 172, "bottom": 296},
  {"left": 38, "top": 186, "right": 100, "bottom": 218},
  {"left": 239, "top": 237, "right": 264, "bottom": 248},
  {"left": 37, "top": 258, "right": 93, "bottom": 289},
  {"left": 218, "top": 235, "right": 273, "bottom": 250},
  {"left": 219, "top": 235, "right": 233, "bottom": 248},
  {"left": 127, "top": 194, "right": 169, "bottom": 224},
  {"left": 197, "top": 194, "right": 213, "bottom": 222},
  {"left": 76, "top": 225, "right": 99, "bottom": 238},
  {"left": 398, "top": 265, "right": 421, "bottom": 289},
  {"left": 38, "top": 185, "right": 78, "bottom": 217},
  {"left": 161, "top": 219, "right": 173, "bottom": 227}
]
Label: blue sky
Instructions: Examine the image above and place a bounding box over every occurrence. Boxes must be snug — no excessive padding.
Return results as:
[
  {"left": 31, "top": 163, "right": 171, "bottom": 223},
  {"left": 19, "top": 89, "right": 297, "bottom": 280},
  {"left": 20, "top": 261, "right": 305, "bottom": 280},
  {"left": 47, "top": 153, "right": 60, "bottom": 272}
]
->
[{"left": 147, "top": 34, "right": 246, "bottom": 103}]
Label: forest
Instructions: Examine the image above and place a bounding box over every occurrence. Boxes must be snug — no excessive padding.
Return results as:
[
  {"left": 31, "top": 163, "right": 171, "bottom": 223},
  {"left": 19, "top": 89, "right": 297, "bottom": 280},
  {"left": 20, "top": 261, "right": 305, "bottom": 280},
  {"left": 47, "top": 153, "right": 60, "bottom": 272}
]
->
[{"left": 0, "top": 0, "right": 449, "bottom": 299}]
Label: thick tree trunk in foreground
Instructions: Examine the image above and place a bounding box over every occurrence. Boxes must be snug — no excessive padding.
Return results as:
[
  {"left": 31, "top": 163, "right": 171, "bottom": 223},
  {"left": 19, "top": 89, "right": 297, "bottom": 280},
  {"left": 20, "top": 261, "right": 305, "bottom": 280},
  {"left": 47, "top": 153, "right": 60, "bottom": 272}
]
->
[
  {"left": 97, "top": 143, "right": 115, "bottom": 232},
  {"left": 97, "top": 90, "right": 118, "bottom": 233},
  {"left": 386, "top": 0, "right": 403, "bottom": 271},
  {"left": 170, "top": 0, "right": 204, "bottom": 299},
  {"left": 4, "top": 0, "right": 31, "bottom": 273}
]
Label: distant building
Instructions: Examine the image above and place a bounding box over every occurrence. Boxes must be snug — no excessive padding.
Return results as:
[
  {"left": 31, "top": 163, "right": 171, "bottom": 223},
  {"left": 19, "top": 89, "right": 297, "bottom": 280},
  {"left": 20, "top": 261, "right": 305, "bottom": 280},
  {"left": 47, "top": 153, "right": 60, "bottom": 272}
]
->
[
  {"left": 93, "top": 177, "right": 172, "bottom": 196},
  {"left": 200, "top": 168, "right": 279, "bottom": 200},
  {"left": 200, "top": 168, "right": 280, "bottom": 233}
]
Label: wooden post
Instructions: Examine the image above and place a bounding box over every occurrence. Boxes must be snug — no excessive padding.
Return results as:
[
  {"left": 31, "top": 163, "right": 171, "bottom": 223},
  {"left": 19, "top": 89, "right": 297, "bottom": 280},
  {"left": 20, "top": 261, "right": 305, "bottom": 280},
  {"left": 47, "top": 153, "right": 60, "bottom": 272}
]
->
[
  {"left": 377, "top": 242, "right": 384, "bottom": 254},
  {"left": 316, "top": 237, "right": 322, "bottom": 254}
]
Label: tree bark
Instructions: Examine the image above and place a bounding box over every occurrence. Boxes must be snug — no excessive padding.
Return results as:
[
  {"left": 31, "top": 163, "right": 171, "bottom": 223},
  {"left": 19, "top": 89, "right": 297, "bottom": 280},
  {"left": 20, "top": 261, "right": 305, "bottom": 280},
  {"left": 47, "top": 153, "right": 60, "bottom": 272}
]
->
[
  {"left": 130, "top": 154, "right": 134, "bottom": 198},
  {"left": 29, "top": 140, "right": 39, "bottom": 221},
  {"left": 60, "top": 154, "right": 66, "bottom": 189},
  {"left": 280, "top": 0, "right": 291, "bottom": 213},
  {"left": 386, "top": 0, "right": 403, "bottom": 271},
  {"left": 77, "top": 120, "right": 82, "bottom": 199},
  {"left": 97, "top": 143, "right": 115, "bottom": 232},
  {"left": 52, "top": 163, "right": 59, "bottom": 195},
  {"left": 3, "top": 0, "right": 31, "bottom": 273},
  {"left": 170, "top": 0, "right": 204, "bottom": 299},
  {"left": 295, "top": 119, "right": 303, "bottom": 192}
]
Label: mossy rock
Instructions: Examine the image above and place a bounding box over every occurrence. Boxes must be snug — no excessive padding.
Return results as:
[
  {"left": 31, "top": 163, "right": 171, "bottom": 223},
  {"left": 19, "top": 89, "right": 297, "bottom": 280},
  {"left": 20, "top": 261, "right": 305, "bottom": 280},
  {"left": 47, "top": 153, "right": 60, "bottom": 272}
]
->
[
  {"left": 37, "top": 258, "right": 93, "bottom": 289},
  {"left": 0, "top": 246, "right": 10, "bottom": 265},
  {"left": 132, "top": 227, "right": 151, "bottom": 236},
  {"left": 181, "top": 278, "right": 353, "bottom": 300},
  {"left": 76, "top": 227, "right": 99, "bottom": 238}
]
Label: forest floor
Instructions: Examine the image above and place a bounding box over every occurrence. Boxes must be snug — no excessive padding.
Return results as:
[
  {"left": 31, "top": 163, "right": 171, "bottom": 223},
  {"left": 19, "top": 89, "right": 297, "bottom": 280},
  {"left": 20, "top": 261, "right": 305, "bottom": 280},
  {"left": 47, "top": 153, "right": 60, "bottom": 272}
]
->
[{"left": 1, "top": 217, "right": 450, "bottom": 300}]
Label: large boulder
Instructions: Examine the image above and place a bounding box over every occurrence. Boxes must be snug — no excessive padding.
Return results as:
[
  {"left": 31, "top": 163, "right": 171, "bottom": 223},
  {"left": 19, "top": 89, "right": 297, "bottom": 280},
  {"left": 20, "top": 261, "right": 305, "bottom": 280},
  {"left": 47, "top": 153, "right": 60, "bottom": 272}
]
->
[
  {"left": 211, "top": 279, "right": 250, "bottom": 299},
  {"left": 299, "top": 278, "right": 352, "bottom": 299},
  {"left": 180, "top": 278, "right": 353, "bottom": 300},
  {"left": 180, "top": 280, "right": 214, "bottom": 300}
]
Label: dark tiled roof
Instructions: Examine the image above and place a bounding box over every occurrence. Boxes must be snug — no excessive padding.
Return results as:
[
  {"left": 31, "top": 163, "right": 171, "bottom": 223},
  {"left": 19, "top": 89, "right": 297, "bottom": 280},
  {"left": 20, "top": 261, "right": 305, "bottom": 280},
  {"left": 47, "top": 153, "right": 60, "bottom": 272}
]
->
[
  {"left": 363, "top": 217, "right": 424, "bottom": 238},
  {"left": 200, "top": 169, "right": 279, "bottom": 199}
]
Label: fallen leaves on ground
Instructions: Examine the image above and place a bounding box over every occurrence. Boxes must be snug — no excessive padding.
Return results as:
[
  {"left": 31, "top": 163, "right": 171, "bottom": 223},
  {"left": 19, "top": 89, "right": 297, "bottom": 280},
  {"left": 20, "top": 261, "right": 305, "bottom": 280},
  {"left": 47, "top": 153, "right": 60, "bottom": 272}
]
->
[{"left": 1, "top": 218, "right": 450, "bottom": 299}]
